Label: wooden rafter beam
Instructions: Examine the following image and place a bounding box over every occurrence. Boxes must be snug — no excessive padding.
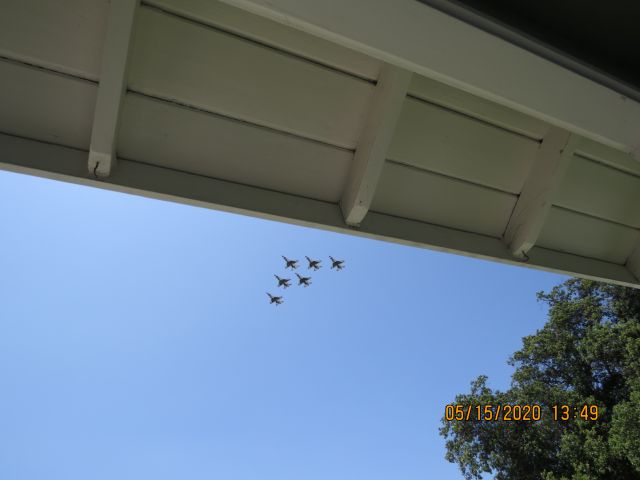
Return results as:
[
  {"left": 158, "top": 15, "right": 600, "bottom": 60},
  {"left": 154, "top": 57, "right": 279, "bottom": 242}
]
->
[
  {"left": 341, "top": 64, "right": 411, "bottom": 226},
  {"left": 504, "top": 127, "right": 580, "bottom": 258},
  {"left": 88, "top": 0, "right": 139, "bottom": 178},
  {"left": 627, "top": 244, "right": 640, "bottom": 282}
]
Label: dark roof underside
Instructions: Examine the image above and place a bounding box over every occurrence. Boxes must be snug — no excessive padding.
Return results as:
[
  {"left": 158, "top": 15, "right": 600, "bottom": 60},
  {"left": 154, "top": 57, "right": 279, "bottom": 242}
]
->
[{"left": 418, "top": 0, "right": 640, "bottom": 94}]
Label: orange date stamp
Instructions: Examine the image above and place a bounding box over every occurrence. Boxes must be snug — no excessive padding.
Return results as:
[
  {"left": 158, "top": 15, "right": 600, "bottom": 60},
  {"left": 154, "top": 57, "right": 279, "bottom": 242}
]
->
[{"left": 444, "top": 404, "right": 599, "bottom": 422}]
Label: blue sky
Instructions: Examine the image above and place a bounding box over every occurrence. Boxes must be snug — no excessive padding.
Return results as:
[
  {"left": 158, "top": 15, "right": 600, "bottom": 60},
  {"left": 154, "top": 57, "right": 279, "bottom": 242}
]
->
[{"left": 0, "top": 170, "right": 568, "bottom": 479}]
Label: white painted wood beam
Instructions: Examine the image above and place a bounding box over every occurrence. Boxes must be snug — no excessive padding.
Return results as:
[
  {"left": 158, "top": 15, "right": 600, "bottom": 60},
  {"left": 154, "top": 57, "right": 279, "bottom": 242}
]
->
[
  {"left": 341, "top": 65, "right": 411, "bottom": 226},
  {"left": 627, "top": 243, "right": 640, "bottom": 282},
  {"left": 504, "top": 127, "right": 580, "bottom": 258},
  {"left": 88, "top": 0, "right": 139, "bottom": 178},
  {"left": 1, "top": 132, "right": 638, "bottom": 289},
  {"left": 220, "top": 0, "right": 640, "bottom": 158}
]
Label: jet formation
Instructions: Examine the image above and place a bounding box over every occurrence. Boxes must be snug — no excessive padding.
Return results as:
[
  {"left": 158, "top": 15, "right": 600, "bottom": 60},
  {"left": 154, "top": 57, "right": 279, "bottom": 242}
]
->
[{"left": 266, "top": 255, "right": 345, "bottom": 305}]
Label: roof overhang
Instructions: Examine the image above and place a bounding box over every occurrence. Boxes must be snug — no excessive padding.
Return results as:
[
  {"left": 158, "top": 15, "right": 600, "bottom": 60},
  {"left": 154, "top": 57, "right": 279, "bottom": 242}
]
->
[{"left": 1, "top": 0, "right": 639, "bottom": 287}]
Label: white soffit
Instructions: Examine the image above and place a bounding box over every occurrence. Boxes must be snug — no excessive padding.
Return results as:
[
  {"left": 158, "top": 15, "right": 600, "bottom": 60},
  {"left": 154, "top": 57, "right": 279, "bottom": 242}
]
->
[
  {"left": 128, "top": 6, "right": 375, "bottom": 149},
  {"left": 556, "top": 156, "right": 640, "bottom": 229},
  {"left": 372, "top": 162, "right": 517, "bottom": 238},
  {"left": 0, "top": 0, "right": 639, "bottom": 289},
  {"left": 0, "top": 61, "right": 97, "bottom": 149},
  {"left": 144, "top": 0, "right": 382, "bottom": 81},
  {"left": 537, "top": 208, "right": 639, "bottom": 265},
  {"left": 118, "top": 93, "right": 353, "bottom": 202},
  {"left": 388, "top": 97, "right": 539, "bottom": 194},
  {"left": 0, "top": 0, "right": 109, "bottom": 81},
  {"left": 221, "top": 0, "right": 640, "bottom": 157}
]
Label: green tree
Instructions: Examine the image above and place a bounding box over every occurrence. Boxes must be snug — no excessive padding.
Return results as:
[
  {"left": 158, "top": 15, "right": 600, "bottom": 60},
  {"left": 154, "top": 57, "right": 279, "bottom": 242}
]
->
[{"left": 440, "top": 279, "right": 640, "bottom": 479}]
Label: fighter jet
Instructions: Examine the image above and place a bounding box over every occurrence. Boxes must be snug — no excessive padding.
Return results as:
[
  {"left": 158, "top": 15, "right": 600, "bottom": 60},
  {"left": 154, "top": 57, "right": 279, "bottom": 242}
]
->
[
  {"left": 305, "top": 256, "right": 321, "bottom": 271},
  {"left": 329, "top": 256, "right": 345, "bottom": 270},
  {"left": 296, "top": 273, "right": 312, "bottom": 287},
  {"left": 282, "top": 256, "right": 299, "bottom": 270},
  {"left": 267, "top": 292, "right": 284, "bottom": 305},
  {"left": 274, "top": 274, "right": 291, "bottom": 289}
]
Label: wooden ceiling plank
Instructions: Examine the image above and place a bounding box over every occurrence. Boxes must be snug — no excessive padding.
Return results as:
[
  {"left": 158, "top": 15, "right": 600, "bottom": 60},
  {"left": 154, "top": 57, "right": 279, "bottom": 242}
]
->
[
  {"left": 143, "top": 0, "right": 381, "bottom": 80},
  {"left": 129, "top": 6, "right": 374, "bottom": 150}
]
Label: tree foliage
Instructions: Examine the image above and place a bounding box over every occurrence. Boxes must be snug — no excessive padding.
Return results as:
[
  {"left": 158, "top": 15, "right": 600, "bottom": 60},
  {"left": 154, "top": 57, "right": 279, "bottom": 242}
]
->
[{"left": 440, "top": 279, "right": 640, "bottom": 479}]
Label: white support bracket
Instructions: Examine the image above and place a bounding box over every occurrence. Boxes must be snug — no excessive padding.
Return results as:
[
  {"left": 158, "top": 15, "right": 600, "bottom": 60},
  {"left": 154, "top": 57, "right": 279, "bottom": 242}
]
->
[
  {"left": 627, "top": 242, "right": 640, "bottom": 282},
  {"left": 340, "top": 64, "right": 411, "bottom": 226},
  {"left": 504, "top": 127, "right": 580, "bottom": 259},
  {"left": 88, "top": 0, "right": 139, "bottom": 178}
]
